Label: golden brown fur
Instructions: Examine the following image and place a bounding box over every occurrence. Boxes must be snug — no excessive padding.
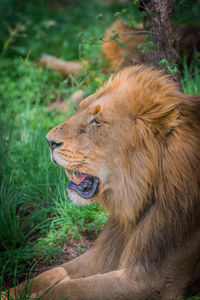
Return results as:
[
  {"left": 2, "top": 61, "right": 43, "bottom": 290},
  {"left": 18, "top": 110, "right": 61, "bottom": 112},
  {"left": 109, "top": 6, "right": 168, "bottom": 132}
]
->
[{"left": 4, "top": 66, "right": 200, "bottom": 300}]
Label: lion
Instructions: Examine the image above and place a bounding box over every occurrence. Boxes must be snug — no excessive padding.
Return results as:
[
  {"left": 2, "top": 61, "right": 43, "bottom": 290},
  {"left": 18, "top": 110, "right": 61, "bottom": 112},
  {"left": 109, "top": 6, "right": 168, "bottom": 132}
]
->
[
  {"left": 102, "top": 20, "right": 149, "bottom": 72},
  {"left": 102, "top": 20, "right": 200, "bottom": 72},
  {"left": 38, "top": 20, "right": 200, "bottom": 77},
  {"left": 4, "top": 65, "right": 200, "bottom": 300}
]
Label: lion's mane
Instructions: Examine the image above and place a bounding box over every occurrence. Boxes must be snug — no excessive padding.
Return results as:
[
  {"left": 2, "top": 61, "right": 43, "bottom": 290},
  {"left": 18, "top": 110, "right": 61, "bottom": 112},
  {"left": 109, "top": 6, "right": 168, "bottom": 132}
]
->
[{"left": 93, "top": 67, "right": 200, "bottom": 282}]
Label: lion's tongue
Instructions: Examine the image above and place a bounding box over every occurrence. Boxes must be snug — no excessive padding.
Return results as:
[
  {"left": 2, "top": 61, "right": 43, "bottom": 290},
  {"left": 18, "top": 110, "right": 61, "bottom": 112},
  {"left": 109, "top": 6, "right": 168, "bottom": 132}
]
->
[{"left": 72, "top": 173, "right": 87, "bottom": 185}]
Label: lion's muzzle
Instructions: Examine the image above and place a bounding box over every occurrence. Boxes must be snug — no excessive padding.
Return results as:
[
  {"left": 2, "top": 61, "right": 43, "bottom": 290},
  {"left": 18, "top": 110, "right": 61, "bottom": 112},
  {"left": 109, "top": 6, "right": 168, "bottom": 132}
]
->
[{"left": 67, "top": 173, "right": 99, "bottom": 199}]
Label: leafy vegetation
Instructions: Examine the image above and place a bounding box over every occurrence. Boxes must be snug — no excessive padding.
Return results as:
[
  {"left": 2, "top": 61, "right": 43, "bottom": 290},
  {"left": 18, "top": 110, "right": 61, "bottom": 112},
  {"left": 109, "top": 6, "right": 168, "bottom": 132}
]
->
[{"left": 0, "top": 0, "right": 200, "bottom": 299}]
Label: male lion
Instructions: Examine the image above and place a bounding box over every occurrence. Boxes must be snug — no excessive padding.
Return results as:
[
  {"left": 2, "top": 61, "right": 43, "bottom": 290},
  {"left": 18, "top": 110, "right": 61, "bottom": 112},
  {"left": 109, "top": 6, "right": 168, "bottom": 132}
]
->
[{"left": 5, "top": 66, "right": 200, "bottom": 299}]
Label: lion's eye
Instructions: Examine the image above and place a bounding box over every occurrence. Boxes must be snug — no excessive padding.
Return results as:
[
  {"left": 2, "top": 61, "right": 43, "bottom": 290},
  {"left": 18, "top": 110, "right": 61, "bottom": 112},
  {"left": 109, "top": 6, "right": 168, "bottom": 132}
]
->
[
  {"left": 89, "top": 118, "right": 103, "bottom": 128},
  {"left": 90, "top": 119, "right": 99, "bottom": 125}
]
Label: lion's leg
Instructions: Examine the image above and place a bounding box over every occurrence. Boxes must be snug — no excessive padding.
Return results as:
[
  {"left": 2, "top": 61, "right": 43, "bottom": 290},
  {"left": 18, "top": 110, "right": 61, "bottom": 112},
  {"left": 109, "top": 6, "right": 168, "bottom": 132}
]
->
[
  {"left": 31, "top": 269, "right": 154, "bottom": 300},
  {"left": 60, "top": 249, "right": 101, "bottom": 279},
  {"left": 6, "top": 266, "right": 69, "bottom": 299},
  {"left": 6, "top": 249, "right": 101, "bottom": 299}
]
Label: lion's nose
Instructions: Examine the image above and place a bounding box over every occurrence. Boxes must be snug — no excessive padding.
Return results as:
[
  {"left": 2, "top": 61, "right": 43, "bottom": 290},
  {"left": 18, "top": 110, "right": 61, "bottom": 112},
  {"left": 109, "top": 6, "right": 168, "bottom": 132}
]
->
[{"left": 46, "top": 138, "right": 64, "bottom": 150}]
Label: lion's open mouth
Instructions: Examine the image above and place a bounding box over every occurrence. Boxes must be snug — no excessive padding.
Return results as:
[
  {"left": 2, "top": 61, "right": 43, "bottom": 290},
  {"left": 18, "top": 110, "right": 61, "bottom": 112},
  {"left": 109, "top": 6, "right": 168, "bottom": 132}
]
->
[{"left": 65, "top": 170, "right": 99, "bottom": 199}]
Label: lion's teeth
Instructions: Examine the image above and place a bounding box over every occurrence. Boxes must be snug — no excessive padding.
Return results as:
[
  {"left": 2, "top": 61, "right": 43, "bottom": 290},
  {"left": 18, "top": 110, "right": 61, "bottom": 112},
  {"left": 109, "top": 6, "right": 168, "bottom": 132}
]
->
[
  {"left": 73, "top": 174, "right": 81, "bottom": 184},
  {"left": 65, "top": 169, "right": 72, "bottom": 180},
  {"left": 65, "top": 170, "right": 86, "bottom": 184}
]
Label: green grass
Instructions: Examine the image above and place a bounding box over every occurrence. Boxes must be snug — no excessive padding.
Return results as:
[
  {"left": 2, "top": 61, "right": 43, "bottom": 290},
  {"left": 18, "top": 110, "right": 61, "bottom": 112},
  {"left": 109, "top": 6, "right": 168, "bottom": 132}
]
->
[
  {"left": 0, "top": 0, "right": 200, "bottom": 299},
  {"left": 0, "top": 0, "right": 113, "bottom": 290},
  {"left": 0, "top": 57, "right": 108, "bottom": 290},
  {"left": 181, "top": 57, "right": 200, "bottom": 94}
]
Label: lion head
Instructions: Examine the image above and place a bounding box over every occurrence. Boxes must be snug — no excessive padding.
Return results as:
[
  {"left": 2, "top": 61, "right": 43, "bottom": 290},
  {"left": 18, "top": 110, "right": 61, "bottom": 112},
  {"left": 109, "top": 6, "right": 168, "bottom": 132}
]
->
[{"left": 46, "top": 66, "right": 200, "bottom": 227}]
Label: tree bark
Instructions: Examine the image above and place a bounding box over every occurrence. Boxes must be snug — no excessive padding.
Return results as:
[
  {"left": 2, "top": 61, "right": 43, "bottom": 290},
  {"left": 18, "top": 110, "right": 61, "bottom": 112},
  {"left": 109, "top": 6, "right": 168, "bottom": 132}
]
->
[{"left": 141, "top": 0, "right": 179, "bottom": 81}]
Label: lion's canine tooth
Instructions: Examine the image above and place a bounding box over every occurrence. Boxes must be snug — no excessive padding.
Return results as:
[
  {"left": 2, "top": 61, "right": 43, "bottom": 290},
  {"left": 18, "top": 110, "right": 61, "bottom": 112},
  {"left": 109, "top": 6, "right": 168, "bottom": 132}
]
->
[
  {"left": 73, "top": 174, "right": 80, "bottom": 184},
  {"left": 65, "top": 169, "right": 72, "bottom": 180}
]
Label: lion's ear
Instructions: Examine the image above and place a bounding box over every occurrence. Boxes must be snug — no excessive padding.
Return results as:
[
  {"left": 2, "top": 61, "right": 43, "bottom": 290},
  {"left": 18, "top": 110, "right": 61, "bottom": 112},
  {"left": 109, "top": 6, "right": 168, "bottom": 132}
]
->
[{"left": 150, "top": 105, "right": 181, "bottom": 136}]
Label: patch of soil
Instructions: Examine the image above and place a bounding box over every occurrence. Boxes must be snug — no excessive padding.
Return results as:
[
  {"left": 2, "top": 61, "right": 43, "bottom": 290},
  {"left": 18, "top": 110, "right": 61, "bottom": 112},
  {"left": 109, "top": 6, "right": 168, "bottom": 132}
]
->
[
  {"left": 48, "top": 98, "right": 69, "bottom": 112},
  {"left": 33, "top": 234, "right": 95, "bottom": 275}
]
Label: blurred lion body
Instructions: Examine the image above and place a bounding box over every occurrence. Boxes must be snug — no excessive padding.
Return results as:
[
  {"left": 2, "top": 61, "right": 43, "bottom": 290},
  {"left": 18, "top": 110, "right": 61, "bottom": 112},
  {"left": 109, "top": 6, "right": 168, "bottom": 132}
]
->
[
  {"left": 38, "top": 20, "right": 200, "bottom": 77},
  {"left": 102, "top": 20, "right": 148, "bottom": 72},
  {"left": 102, "top": 20, "right": 200, "bottom": 72},
  {"left": 5, "top": 66, "right": 200, "bottom": 299}
]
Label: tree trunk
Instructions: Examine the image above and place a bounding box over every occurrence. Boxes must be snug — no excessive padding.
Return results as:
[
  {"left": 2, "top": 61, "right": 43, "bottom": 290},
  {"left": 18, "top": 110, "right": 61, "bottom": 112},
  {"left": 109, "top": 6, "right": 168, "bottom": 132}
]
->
[{"left": 141, "top": 0, "right": 179, "bottom": 81}]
